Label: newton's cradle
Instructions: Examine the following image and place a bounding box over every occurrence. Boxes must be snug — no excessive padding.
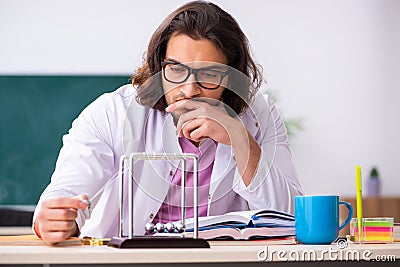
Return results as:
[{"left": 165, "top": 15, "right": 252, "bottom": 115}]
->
[{"left": 108, "top": 153, "right": 210, "bottom": 248}]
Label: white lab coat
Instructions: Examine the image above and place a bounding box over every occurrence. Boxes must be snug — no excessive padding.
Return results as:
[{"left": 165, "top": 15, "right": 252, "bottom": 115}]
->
[{"left": 33, "top": 84, "right": 303, "bottom": 238}]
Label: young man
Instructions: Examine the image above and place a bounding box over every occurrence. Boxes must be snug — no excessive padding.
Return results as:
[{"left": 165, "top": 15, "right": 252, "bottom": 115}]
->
[{"left": 33, "top": 1, "right": 303, "bottom": 245}]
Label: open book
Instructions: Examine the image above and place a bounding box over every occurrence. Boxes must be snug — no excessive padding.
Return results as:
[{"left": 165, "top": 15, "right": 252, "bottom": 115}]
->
[
  {"left": 158, "top": 209, "right": 295, "bottom": 240},
  {"left": 182, "top": 226, "right": 295, "bottom": 240}
]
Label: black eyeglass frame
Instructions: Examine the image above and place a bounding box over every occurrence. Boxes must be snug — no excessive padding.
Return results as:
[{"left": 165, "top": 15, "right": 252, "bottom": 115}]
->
[{"left": 161, "top": 61, "right": 230, "bottom": 90}]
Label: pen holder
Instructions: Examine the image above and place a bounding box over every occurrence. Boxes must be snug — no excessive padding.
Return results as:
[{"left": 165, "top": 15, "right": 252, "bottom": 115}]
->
[{"left": 350, "top": 217, "right": 394, "bottom": 243}]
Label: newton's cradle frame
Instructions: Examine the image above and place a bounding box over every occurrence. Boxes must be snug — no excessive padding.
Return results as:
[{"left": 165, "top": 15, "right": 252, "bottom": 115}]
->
[{"left": 108, "top": 153, "right": 210, "bottom": 248}]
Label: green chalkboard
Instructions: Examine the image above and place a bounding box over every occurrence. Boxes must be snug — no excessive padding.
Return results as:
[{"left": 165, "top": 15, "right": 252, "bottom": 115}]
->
[{"left": 0, "top": 75, "right": 130, "bottom": 205}]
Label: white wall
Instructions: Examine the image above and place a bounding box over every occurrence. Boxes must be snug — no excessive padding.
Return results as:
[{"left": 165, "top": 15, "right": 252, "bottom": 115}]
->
[{"left": 1, "top": 0, "right": 399, "bottom": 196}]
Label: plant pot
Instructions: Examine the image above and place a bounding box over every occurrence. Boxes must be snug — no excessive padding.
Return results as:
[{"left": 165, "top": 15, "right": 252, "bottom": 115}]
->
[{"left": 366, "top": 178, "right": 381, "bottom": 196}]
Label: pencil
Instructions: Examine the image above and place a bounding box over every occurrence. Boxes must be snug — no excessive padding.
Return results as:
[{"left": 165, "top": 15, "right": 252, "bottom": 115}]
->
[{"left": 356, "top": 165, "right": 363, "bottom": 241}]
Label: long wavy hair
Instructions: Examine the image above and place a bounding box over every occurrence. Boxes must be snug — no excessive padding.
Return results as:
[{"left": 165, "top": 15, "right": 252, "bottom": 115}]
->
[{"left": 132, "top": 1, "right": 263, "bottom": 115}]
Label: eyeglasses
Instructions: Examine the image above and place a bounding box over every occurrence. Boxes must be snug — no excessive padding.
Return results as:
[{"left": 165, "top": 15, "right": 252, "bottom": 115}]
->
[{"left": 161, "top": 61, "right": 229, "bottom": 90}]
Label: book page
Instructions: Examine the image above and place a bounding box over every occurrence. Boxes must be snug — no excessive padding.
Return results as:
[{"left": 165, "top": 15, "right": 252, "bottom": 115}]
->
[
  {"left": 239, "top": 227, "right": 295, "bottom": 239},
  {"left": 184, "top": 211, "right": 256, "bottom": 229},
  {"left": 184, "top": 209, "right": 294, "bottom": 230}
]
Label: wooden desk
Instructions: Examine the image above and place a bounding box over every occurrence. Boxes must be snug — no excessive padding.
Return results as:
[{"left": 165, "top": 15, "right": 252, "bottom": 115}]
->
[
  {"left": 1, "top": 242, "right": 399, "bottom": 266},
  {"left": 0, "top": 227, "right": 33, "bottom": 236}
]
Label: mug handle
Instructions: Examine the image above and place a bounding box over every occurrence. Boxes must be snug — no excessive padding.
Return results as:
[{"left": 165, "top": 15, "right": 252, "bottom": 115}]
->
[{"left": 338, "top": 201, "right": 353, "bottom": 230}]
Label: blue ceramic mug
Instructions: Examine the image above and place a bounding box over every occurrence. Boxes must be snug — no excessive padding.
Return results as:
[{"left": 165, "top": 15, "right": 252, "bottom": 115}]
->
[{"left": 294, "top": 195, "right": 353, "bottom": 244}]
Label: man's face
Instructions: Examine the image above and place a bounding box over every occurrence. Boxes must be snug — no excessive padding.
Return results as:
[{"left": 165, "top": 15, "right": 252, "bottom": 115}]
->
[{"left": 162, "top": 34, "right": 229, "bottom": 108}]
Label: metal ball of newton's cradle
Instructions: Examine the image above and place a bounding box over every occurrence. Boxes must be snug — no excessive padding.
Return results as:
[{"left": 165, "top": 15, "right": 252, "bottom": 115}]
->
[
  {"left": 165, "top": 222, "right": 175, "bottom": 233},
  {"left": 155, "top": 222, "right": 165, "bottom": 233},
  {"left": 174, "top": 222, "right": 185, "bottom": 233},
  {"left": 145, "top": 222, "right": 185, "bottom": 233},
  {"left": 145, "top": 222, "right": 155, "bottom": 233}
]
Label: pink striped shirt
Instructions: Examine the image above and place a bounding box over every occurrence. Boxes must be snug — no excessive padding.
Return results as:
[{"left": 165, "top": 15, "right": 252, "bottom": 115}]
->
[{"left": 153, "top": 137, "right": 217, "bottom": 224}]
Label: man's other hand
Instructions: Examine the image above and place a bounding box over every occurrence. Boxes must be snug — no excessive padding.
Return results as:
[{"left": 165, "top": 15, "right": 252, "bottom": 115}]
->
[{"left": 34, "top": 195, "right": 89, "bottom": 245}]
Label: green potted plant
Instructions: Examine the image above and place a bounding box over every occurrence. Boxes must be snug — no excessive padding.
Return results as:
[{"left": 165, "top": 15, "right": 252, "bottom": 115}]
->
[{"left": 366, "top": 167, "right": 381, "bottom": 196}]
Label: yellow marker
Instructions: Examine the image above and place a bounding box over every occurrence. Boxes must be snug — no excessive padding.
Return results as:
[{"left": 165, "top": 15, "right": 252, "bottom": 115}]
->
[
  {"left": 82, "top": 237, "right": 111, "bottom": 246},
  {"left": 356, "top": 166, "right": 363, "bottom": 241}
]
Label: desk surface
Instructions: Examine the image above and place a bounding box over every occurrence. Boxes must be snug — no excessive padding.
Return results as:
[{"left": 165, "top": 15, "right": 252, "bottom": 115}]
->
[
  {"left": 0, "top": 227, "right": 33, "bottom": 236},
  {"left": 1, "top": 242, "right": 399, "bottom": 265}
]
